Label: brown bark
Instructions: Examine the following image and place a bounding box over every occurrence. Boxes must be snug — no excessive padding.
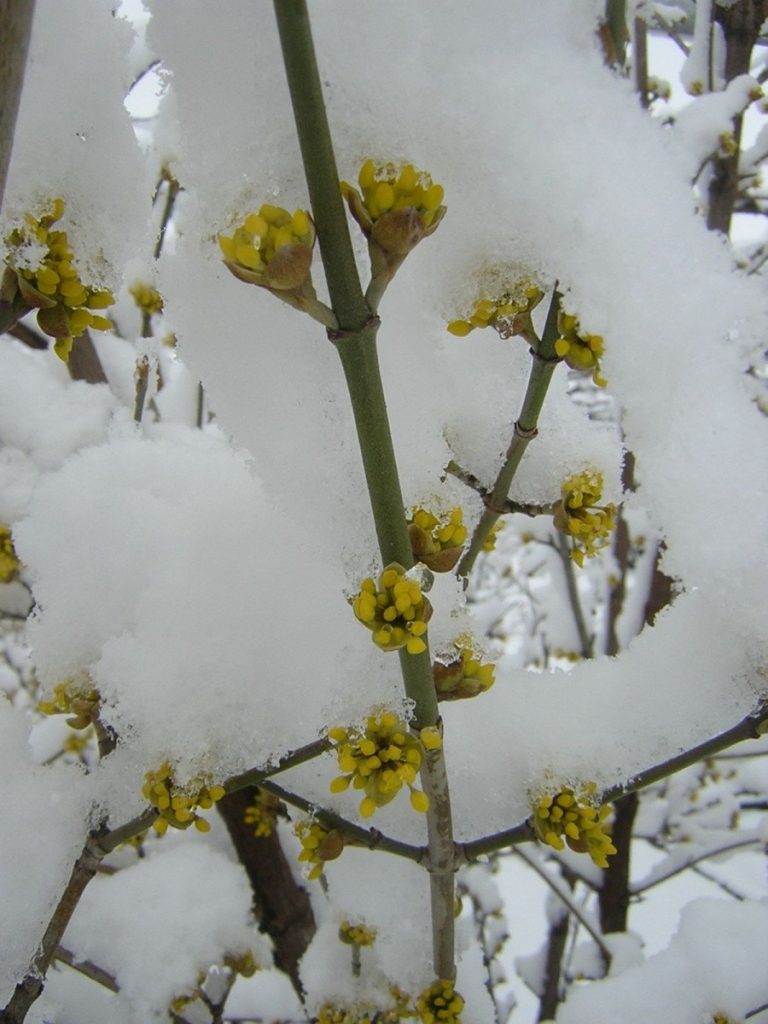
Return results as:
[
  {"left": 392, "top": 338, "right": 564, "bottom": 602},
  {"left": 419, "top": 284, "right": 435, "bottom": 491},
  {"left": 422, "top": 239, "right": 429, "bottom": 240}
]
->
[
  {"left": 642, "top": 545, "right": 675, "bottom": 628},
  {"left": 217, "top": 788, "right": 316, "bottom": 997},
  {"left": 0, "top": 0, "right": 36, "bottom": 213},
  {"left": 598, "top": 791, "right": 639, "bottom": 935},
  {"left": 67, "top": 329, "right": 108, "bottom": 385},
  {"left": 707, "top": 0, "right": 768, "bottom": 234}
]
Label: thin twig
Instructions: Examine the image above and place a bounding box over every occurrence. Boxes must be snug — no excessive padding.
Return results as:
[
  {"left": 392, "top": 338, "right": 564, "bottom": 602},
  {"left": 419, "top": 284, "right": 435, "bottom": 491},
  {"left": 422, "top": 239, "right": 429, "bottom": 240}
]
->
[
  {"left": 458, "top": 290, "right": 562, "bottom": 577},
  {"left": 444, "top": 460, "right": 555, "bottom": 517},
  {"left": 54, "top": 946, "right": 119, "bottom": 993},
  {"left": 153, "top": 175, "right": 180, "bottom": 261},
  {"left": 514, "top": 848, "right": 612, "bottom": 962},
  {"left": 632, "top": 835, "right": 764, "bottom": 894},
  {"left": 259, "top": 779, "right": 426, "bottom": 864},
  {"left": 460, "top": 703, "right": 768, "bottom": 862},
  {"left": 555, "top": 532, "right": 594, "bottom": 658}
]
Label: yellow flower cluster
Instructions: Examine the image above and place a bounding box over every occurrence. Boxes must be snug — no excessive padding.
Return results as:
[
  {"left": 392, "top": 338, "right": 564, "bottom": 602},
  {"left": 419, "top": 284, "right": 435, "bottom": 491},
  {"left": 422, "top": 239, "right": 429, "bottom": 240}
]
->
[
  {"left": 243, "top": 788, "right": 280, "bottom": 838},
  {"left": 295, "top": 819, "right": 345, "bottom": 881},
  {"left": 129, "top": 281, "right": 163, "bottom": 315},
  {"left": 1, "top": 199, "right": 114, "bottom": 361},
  {"left": 342, "top": 160, "right": 445, "bottom": 256},
  {"left": 328, "top": 710, "right": 442, "bottom": 818},
  {"left": 38, "top": 675, "right": 101, "bottom": 730},
  {"left": 353, "top": 563, "right": 432, "bottom": 656},
  {"left": 415, "top": 980, "right": 465, "bottom": 1024},
  {"left": 554, "top": 311, "right": 607, "bottom": 387},
  {"left": 219, "top": 204, "right": 315, "bottom": 291},
  {"left": 407, "top": 507, "right": 468, "bottom": 573},
  {"left": 447, "top": 281, "right": 544, "bottom": 339},
  {"left": 553, "top": 470, "right": 617, "bottom": 567},
  {"left": 339, "top": 921, "right": 377, "bottom": 948},
  {"left": 433, "top": 640, "right": 496, "bottom": 702},
  {"left": 532, "top": 785, "right": 617, "bottom": 868},
  {"left": 141, "top": 762, "right": 226, "bottom": 835},
  {"left": 0, "top": 525, "right": 20, "bottom": 583}
]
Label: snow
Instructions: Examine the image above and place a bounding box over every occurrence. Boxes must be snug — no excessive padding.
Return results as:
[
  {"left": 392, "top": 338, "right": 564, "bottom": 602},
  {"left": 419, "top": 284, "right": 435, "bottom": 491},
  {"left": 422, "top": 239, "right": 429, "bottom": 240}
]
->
[
  {"left": 1, "top": 0, "right": 768, "bottom": 1020},
  {"left": 558, "top": 898, "right": 768, "bottom": 1024},
  {"left": 63, "top": 841, "right": 263, "bottom": 1020},
  {"left": 0, "top": 697, "right": 92, "bottom": 1005}
]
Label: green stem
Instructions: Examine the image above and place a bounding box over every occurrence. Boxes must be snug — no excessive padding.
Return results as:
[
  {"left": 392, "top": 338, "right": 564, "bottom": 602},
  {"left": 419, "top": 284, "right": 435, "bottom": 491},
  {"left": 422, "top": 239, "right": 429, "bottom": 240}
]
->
[
  {"left": 458, "top": 290, "right": 562, "bottom": 577},
  {"left": 556, "top": 532, "right": 594, "bottom": 658},
  {"left": 272, "top": 0, "right": 368, "bottom": 331},
  {"left": 273, "top": 0, "right": 455, "bottom": 979}
]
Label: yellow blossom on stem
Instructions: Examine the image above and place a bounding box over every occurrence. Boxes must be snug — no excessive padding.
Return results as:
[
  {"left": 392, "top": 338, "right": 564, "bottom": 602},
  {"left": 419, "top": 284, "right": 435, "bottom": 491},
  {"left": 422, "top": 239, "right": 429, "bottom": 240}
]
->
[
  {"left": 328, "top": 710, "right": 441, "bottom": 818},
  {"left": 407, "top": 507, "right": 468, "bottom": 572},
  {"left": 341, "top": 159, "right": 446, "bottom": 311},
  {"left": 218, "top": 203, "right": 338, "bottom": 327},
  {"left": 243, "top": 788, "right": 281, "bottom": 838},
  {"left": 294, "top": 818, "right": 345, "bottom": 880},
  {"left": 531, "top": 784, "right": 617, "bottom": 868},
  {"left": 1, "top": 199, "right": 114, "bottom": 362},
  {"left": 415, "top": 979, "right": 465, "bottom": 1024},
  {"left": 0, "top": 525, "right": 21, "bottom": 583},
  {"left": 219, "top": 204, "right": 315, "bottom": 291},
  {"left": 38, "top": 674, "right": 101, "bottom": 730},
  {"left": 433, "top": 638, "right": 496, "bottom": 702},
  {"left": 141, "top": 761, "right": 226, "bottom": 835},
  {"left": 447, "top": 280, "right": 544, "bottom": 339},
  {"left": 553, "top": 470, "right": 617, "bottom": 567},
  {"left": 352, "top": 563, "right": 432, "bottom": 656},
  {"left": 554, "top": 310, "right": 607, "bottom": 387},
  {"left": 342, "top": 159, "right": 446, "bottom": 255}
]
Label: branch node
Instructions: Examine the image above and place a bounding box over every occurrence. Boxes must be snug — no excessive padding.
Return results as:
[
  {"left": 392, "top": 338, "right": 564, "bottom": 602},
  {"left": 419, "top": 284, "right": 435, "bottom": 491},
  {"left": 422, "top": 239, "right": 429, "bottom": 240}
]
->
[{"left": 327, "top": 314, "right": 380, "bottom": 344}]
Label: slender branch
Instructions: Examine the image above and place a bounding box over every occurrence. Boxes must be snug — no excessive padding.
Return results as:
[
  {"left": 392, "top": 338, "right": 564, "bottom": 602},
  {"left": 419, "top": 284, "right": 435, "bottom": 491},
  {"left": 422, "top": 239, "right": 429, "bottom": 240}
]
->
[
  {"left": 461, "top": 703, "right": 768, "bottom": 861},
  {"left": 555, "top": 532, "right": 594, "bottom": 658},
  {"left": 0, "top": 839, "right": 103, "bottom": 1024},
  {"left": 1, "top": 735, "right": 344, "bottom": 1021},
  {"left": 632, "top": 835, "right": 764, "bottom": 894},
  {"left": 260, "top": 779, "right": 426, "bottom": 865},
  {"left": 458, "top": 290, "right": 562, "bottom": 577},
  {"left": 536, "top": 867, "right": 575, "bottom": 1021},
  {"left": 601, "top": 703, "right": 768, "bottom": 804},
  {"left": 223, "top": 736, "right": 331, "bottom": 795},
  {"left": 633, "top": 16, "right": 650, "bottom": 108},
  {"left": 54, "top": 946, "right": 119, "bottom": 993},
  {"left": 747, "top": 1002, "right": 768, "bottom": 1020},
  {"left": 153, "top": 174, "right": 180, "bottom": 261},
  {"left": 420, "top": 740, "right": 457, "bottom": 980},
  {"left": 0, "top": 0, "right": 36, "bottom": 213},
  {"left": 653, "top": 10, "right": 690, "bottom": 56},
  {"left": 514, "top": 848, "right": 612, "bottom": 962},
  {"left": 445, "top": 460, "right": 555, "bottom": 517},
  {"left": 7, "top": 321, "right": 47, "bottom": 349}
]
